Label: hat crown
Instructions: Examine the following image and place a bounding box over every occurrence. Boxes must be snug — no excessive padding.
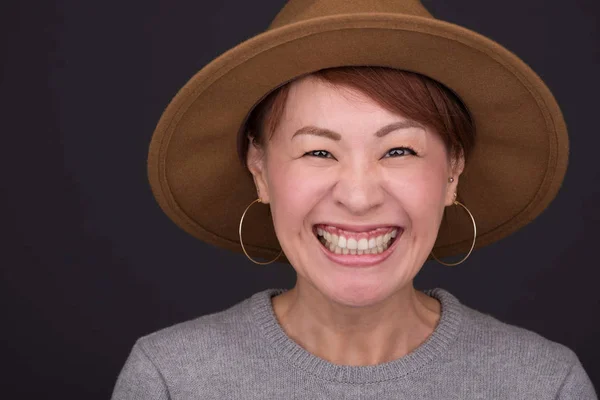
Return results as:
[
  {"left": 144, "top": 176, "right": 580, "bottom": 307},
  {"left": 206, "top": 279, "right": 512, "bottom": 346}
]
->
[{"left": 268, "top": 0, "right": 433, "bottom": 30}]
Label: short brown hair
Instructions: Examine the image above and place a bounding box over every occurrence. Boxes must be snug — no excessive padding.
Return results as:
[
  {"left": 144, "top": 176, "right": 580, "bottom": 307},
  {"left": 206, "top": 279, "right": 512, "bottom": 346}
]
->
[{"left": 238, "top": 66, "right": 476, "bottom": 166}]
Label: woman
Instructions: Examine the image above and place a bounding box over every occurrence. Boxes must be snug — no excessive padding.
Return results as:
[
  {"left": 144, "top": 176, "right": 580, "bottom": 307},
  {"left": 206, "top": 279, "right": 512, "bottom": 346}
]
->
[{"left": 112, "top": 0, "right": 597, "bottom": 398}]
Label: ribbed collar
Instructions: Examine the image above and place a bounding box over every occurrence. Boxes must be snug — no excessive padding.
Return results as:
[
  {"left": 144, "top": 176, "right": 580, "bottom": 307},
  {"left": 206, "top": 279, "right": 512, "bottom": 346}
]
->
[{"left": 251, "top": 287, "right": 463, "bottom": 384}]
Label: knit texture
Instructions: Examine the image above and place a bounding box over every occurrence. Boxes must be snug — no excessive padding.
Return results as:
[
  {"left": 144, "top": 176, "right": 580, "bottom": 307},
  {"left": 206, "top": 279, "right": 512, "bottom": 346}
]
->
[{"left": 111, "top": 288, "right": 597, "bottom": 399}]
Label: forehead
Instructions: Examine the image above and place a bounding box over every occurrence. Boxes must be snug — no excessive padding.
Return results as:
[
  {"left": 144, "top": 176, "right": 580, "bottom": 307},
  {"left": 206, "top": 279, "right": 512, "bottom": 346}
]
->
[
  {"left": 268, "top": 74, "right": 449, "bottom": 153},
  {"left": 274, "top": 76, "right": 426, "bottom": 143},
  {"left": 264, "top": 76, "right": 441, "bottom": 154},
  {"left": 279, "top": 76, "right": 401, "bottom": 128}
]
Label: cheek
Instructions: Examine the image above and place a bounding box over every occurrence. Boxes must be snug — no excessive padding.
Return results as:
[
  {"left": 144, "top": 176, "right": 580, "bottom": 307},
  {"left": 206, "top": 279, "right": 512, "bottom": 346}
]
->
[
  {"left": 385, "top": 162, "right": 448, "bottom": 231},
  {"left": 265, "top": 157, "right": 328, "bottom": 236}
]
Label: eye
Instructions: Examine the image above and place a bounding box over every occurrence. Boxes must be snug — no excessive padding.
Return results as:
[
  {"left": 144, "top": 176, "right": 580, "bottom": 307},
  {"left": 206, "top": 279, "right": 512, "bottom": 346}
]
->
[
  {"left": 304, "top": 150, "right": 333, "bottom": 159},
  {"left": 383, "top": 147, "right": 417, "bottom": 158}
]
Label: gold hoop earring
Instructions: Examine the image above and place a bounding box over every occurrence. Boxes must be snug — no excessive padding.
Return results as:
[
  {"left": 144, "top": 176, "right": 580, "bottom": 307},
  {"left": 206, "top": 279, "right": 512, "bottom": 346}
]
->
[
  {"left": 239, "top": 198, "right": 283, "bottom": 265},
  {"left": 431, "top": 199, "right": 477, "bottom": 266}
]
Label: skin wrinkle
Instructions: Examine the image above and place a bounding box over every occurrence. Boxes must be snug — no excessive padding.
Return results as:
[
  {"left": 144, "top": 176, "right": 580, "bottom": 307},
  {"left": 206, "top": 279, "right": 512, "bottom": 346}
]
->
[{"left": 246, "top": 75, "right": 464, "bottom": 366}]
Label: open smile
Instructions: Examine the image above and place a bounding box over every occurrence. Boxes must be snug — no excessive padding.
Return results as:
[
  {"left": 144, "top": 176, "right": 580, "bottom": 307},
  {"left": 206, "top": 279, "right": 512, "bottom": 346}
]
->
[{"left": 312, "top": 224, "right": 403, "bottom": 267}]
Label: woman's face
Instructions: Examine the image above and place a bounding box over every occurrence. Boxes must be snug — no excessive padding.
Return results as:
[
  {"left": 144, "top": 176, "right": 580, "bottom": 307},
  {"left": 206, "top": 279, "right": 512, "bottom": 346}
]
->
[{"left": 247, "top": 76, "right": 463, "bottom": 307}]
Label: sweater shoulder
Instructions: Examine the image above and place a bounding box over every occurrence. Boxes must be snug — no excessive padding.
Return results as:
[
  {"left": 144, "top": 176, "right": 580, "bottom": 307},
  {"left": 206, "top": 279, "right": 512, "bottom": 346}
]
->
[
  {"left": 134, "top": 292, "right": 258, "bottom": 364},
  {"left": 456, "top": 300, "right": 578, "bottom": 369}
]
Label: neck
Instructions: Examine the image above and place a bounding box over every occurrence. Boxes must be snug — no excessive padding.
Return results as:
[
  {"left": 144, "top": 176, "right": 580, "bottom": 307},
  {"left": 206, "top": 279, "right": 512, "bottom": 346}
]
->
[{"left": 272, "top": 280, "right": 441, "bottom": 366}]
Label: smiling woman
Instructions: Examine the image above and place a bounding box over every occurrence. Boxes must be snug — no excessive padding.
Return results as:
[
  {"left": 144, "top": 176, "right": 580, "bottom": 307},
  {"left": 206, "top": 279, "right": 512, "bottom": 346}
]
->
[
  {"left": 242, "top": 67, "right": 474, "bottom": 272},
  {"left": 244, "top": 72, "right": 467, "bottom": 310},
  {"left": 111, "top": 0, "right": 597, "bottom": 399}
]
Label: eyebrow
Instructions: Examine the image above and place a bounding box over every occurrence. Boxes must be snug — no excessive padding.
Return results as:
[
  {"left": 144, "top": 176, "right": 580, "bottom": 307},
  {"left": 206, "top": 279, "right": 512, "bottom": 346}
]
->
[{"left": 291, "top": 120, "right": 425, "bottom": 141}]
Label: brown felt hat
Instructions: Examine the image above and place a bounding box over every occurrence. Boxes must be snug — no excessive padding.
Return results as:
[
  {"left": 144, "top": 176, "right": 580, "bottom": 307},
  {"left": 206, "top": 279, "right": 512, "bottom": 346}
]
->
[{"left": 147, "top": 0, "right": 568, "bottom": 264}]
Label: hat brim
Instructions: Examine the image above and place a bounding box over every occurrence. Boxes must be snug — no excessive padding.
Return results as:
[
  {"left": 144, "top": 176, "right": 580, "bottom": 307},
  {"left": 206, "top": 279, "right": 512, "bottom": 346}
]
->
[{"left": 148, "top": 13, "right": 568, "bottom": 264}]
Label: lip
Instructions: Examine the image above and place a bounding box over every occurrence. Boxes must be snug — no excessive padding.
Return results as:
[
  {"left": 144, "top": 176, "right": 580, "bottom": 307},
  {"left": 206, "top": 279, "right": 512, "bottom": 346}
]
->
[{"left": 314, "top": 226, "right": 403, "bottom": 267}]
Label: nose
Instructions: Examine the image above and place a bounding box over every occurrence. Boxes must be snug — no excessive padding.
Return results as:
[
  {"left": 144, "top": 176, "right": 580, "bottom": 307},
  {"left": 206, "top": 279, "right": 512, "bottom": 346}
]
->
[{"left": 331, "top": 160, "right": 385, "bottom": 215}]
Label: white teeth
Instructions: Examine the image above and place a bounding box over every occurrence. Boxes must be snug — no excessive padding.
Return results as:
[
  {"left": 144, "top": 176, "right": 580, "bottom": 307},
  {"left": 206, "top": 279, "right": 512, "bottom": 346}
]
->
[
  {"left": 316, "top": 227, "right": 398, "bottom": 254},
  {"left": 357, "top": 238, "right": 368, "bottom": 250}
]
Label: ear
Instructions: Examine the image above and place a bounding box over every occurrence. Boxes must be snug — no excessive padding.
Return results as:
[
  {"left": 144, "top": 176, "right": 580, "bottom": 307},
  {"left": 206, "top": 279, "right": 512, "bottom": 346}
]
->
[
  {"left": 445, "top": 152, "right": 465, "bottom": 206},
  {"left": 246, "top": 138, "right": 271, "bottom": 204}
]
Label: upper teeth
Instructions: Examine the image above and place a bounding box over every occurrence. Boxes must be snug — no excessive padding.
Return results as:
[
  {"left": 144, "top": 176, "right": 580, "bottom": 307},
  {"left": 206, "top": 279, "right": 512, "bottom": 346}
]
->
[{"left": 317, "top": 227, "right": 397, "bottom": 250}]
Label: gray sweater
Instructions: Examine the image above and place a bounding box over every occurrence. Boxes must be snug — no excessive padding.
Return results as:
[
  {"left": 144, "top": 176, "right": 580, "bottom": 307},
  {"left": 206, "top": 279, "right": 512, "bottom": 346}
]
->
[{"left": 111, "top": 288, "right": 597, "bottom": 399}]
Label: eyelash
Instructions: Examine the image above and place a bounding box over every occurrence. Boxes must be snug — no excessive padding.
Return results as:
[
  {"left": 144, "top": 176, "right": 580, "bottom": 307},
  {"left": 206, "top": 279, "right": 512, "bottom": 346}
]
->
[{"left": 304, "top": 147, "right": 418, "bottom": 159}]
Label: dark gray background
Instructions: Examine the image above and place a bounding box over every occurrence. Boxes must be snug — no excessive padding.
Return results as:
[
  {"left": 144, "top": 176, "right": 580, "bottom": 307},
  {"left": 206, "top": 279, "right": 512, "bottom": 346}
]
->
[{"left": 1, "top": 0, "right": 598, "bottom": 398}]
